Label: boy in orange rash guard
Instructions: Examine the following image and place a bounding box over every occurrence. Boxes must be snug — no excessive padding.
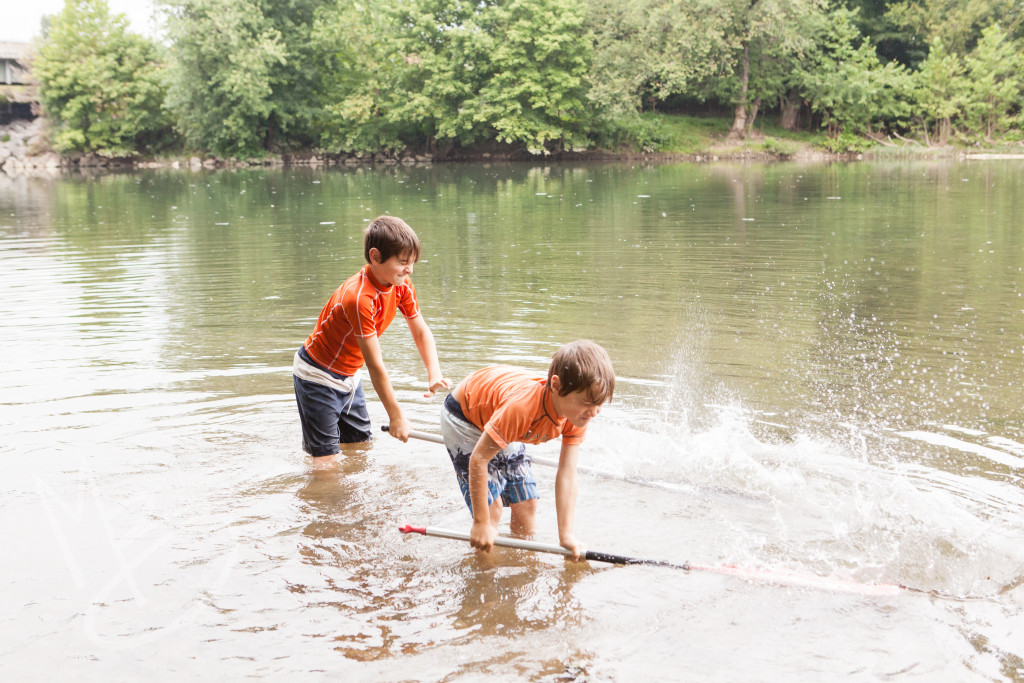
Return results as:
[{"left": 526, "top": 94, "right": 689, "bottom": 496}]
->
[
  {"left": 439, "top": 341, "right": 615, "bottom": 560},
  {"left": 293, "top": 216, "right": 449, "bottom": 467}
]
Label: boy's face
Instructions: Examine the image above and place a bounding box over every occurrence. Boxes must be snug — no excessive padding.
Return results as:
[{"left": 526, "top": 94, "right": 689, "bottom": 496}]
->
[
  {"left": 551, "top": 378, "right": 604, "bottom": 428},
  {"left": 371, "top": 249, "right": 415, "bottom": 286}
]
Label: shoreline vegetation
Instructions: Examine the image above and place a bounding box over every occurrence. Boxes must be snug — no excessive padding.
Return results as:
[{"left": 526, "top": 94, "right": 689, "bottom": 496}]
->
[
  {"left": 6, "top": 0, "right": 1021, "bottom": 177},
  {"left": 3, "top": 113, "right": 1024, "bottom": 178}
]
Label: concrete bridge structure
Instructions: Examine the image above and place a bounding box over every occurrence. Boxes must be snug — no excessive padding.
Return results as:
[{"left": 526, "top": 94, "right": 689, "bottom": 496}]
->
[{"left": 0, "top": 41, "right": 38, "bottom": 123}]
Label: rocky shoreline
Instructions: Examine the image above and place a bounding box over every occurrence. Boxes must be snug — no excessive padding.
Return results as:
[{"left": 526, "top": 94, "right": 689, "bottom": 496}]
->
[
  {"left": 0, "top": 122, "right": 844, "bottom": 176},
  {"left": 3, "top": 117, "right": 1021, "bottom": 177},
  {"left": 0, "top": 118, "right": 445, "bottom": 177},
  {"left": 0, "top": 118, "right": 61, "bottom": 175}
]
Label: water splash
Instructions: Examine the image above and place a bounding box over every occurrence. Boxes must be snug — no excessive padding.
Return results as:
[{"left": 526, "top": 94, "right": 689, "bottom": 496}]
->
[{"left": 581, "top": 366, "right": 1024, "bottom": 599}]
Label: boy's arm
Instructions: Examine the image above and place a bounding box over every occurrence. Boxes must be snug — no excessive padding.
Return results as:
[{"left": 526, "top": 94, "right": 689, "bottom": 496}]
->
[
  {"left": 468, "top": 433, "right": 502, "bottom": 552},
  {"left": 405, "top": 315, "right": 450, "bottom": 397},
  {"left": 555, "top": 441, "right": 586, "bottom": 561},
  {"left": 357, "top": 335, "right": 411, "bottom": 442}
]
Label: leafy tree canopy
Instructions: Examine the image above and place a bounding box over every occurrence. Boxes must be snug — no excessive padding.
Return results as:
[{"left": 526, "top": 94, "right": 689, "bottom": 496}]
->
[
  {"left": 34, "top": 0, "right": 173, "bottom": 156},
  {"left": 161, "top": 0, "right": 327, "bottom": 158},
  {"left": 313, "top": 0, "right": 595, "bottom": 155}
]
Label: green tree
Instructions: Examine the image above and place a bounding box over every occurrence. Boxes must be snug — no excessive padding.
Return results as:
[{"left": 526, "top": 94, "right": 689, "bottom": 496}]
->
[
  {"left": 310, "top": 1, "right": 408, "bottom": 153},
  {"left": 842, "top": 0, "right": 927, "bottom": 66},
  {"left": 404, "top": 0, "right": 595, "bottom": 154},
  {"left": 705, "top": 23, "right": 809, "bottom": 137},
  {"left": 714, "top": 0, "right": 824, "bottom": 141},
  {"left": 33, "top": 0, "right": 172, "bottom": 156},
  {"left": 313, "top": 0, "right": 493, "bottom": 155},
  {"left": 586, "top": 0, "right": 731, "bottom": 115},
  {"left": 162, "top": 0, "right": 326, "bottom": 158},
  {"left": 793, "top": 7, "right": 913, "bottom": 136},
  {"left": 390, "top": 0, "right": 515, "bottom": 150},
  {"left": 886, "top": 0, "right": 1024, "bottom": 57},
  {"left": 964, "top": 24, "right": 1022, "bottom": 140},
  {"left": 313, "top": 0, "right": 595, "bottom": 156},
  {"left": 912, "top": 36, "right": 968, "bottom": 143},
  {"left": 466, "top": 0, "right": 594, "bottom": 153}
]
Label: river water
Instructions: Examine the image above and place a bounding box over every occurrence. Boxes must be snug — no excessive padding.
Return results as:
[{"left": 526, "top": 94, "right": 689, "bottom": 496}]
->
[{"left": 1, "top": 160, "right": 1022, "bottom": 681}]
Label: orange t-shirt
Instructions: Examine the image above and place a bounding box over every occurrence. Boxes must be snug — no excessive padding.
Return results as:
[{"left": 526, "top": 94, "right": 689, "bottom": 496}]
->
[
  {"left": 303, "top": 264, "right": 420, "bottom": 376},
  {"left": 457, "top": 365, "right": 586, "bottom": 449}
]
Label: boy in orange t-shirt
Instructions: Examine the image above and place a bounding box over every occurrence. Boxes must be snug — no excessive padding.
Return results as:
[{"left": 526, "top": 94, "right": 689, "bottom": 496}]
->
[
  {"left": 440, "top": 340, "right": 615, "bottom": 560},
  {"left": 294, "top": 216, "right": 450, "bottom": 467}
]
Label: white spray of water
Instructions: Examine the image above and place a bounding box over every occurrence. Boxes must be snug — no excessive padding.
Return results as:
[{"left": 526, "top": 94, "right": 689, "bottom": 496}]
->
[{"left": 578, "top": 361, "right": 1024, "bottom": 597}]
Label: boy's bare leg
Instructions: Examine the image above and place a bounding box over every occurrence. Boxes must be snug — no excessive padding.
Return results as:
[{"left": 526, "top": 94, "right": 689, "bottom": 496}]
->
[
  {"left": 508, "top": 499, "right": 538, "bottom": 536},
  {"left": 310, "top": 441, "right": 370, "bottom": 470},
  {"left": 311, "top": 454, "right": 339, "bottom": 469},
  {"left": 488, "top": 498, "right": 504, "bottom": 527}
]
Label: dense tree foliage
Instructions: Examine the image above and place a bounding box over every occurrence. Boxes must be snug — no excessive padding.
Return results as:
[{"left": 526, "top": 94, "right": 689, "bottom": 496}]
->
[
  {"left": 309, "top": 2, "right": 404, "bottom": 153},
  {"left": 711, "top": 0, "right": 824, "bottom": 140},
  {"left": 33, "top": 0, "right": 172, "bottom": 155},
  {"left": 33, "top": 0, "right": 1024, "bottom": 157},
  {"left": 312, "top": 0, "right": 594, "bottom": 155},
  {"left": 587, "top": 0, "right": 730, "bottom": 114},
  {"left": 911, "top": 37, "right": 966, "bottom": 143},
  {"left": 161, "top": 0, "right": 327, "bottom": 158},
  {"left": 965, "top": 24, "right": 1023, "bottom": 140},
  {"left": 886, "top": 0, "right": 1024, "bottom": 56},
  {"left": 792, "top": 8, "right": 913, "bottom": 136}
]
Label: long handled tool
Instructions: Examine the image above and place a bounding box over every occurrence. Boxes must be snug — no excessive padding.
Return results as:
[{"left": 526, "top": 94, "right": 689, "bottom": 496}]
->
[
  {"left": 399, "top": 523, "right": 690, "bottom": 570},
  {"left": 399, "top": 524, "right": 908, "bottom": 596},
  {"left": 382, "top": 425, "right": 696, "bottom": 493}
]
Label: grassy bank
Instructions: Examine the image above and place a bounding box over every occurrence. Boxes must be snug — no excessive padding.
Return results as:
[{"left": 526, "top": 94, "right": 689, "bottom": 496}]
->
[
  {"left": 634, "top": 112, "right": 1024, "bottom": 161},
  {"left": 634, "top": 112, "right": 824, "bottom": 158}
]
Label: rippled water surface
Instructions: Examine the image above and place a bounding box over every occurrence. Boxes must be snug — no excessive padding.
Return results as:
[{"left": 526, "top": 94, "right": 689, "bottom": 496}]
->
[{"left": 1, "top": 160, "right": 1023, "bottom": 681}]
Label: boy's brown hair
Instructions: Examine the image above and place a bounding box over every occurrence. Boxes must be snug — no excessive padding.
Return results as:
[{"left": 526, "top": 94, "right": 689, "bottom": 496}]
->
[
  {"left": 547, "top": 340, "right": 615, "bottom": 404},
  {"left": 364, "top": 215, "right": 421, "bottom": 264}
]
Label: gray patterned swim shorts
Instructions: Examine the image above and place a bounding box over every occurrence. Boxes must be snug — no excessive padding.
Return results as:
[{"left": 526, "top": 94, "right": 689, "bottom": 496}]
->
[{"left": 440, "top": 394, "right": 538, "bottom": 510}]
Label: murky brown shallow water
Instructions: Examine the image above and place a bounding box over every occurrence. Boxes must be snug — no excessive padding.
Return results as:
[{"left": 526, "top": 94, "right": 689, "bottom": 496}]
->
[{"left": 1, "top": 160, "right": 1022, "bottom": 681}]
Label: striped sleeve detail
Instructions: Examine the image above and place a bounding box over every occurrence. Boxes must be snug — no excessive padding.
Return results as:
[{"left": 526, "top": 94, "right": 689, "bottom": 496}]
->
[
  {"left": 398, "top": 281, "right": 420, "bottom": 320},
  {"left": 327, "top": 302, "right": 355, "bottom": 368},
  {"left": 348, "top": 272, "right": 378, "bottom": 339}
]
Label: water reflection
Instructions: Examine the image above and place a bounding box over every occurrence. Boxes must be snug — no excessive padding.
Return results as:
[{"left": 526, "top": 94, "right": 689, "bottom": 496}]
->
[
  {"left": 448, "top": 553, "right": 589, "bottom": 637},
  {"left": 292, "top": 443, "right": 591, "bottom": 664}
]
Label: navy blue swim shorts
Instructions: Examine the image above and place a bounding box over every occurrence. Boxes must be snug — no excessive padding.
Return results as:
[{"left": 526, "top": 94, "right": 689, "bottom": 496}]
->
[{"left": 292, "top": 346, "right": 372, "bottom": 455}]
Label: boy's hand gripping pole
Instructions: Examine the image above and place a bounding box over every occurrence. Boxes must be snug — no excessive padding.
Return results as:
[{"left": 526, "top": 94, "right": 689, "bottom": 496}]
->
[
  {"left": 398, "top": 524, "right": 691, "bottom": 570},
  {"left": 382, "top": 424, "right": 444, "bottom": 444},
  {"left": 398, "top": 525, "right": 921, "bottom": 596}
]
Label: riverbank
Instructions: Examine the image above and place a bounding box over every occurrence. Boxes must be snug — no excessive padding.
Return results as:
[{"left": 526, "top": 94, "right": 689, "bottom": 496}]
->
[{"left": 4, "top": 115, "right": 1024, "bottom": 178}]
